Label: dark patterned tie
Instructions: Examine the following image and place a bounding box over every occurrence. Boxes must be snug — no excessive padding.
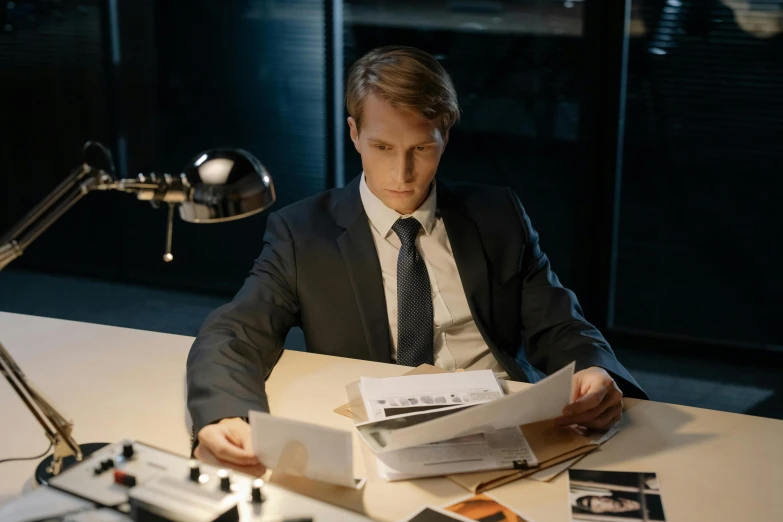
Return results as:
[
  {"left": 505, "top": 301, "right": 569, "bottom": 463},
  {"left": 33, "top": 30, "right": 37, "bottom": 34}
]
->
[{"left": 392, "top": 217, "right": 434, "bottom": 366}]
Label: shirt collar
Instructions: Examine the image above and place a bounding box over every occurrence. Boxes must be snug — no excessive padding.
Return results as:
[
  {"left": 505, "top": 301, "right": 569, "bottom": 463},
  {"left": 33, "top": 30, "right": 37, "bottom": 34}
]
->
[{"left": 359, "top": 173, "right": 437, "bottom": 238}]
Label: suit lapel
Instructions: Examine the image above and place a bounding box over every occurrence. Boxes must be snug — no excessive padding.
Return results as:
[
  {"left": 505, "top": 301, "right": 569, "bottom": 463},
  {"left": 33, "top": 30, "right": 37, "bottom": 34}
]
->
[
  {"left": 334, "top": 178, "right": 392, "bottom": 363},
  {"left": 331, "top": 177, "right": 494, "bottom": 363},
  {"left": 437, "top": 181, "right": 493, "bottom": 343}
]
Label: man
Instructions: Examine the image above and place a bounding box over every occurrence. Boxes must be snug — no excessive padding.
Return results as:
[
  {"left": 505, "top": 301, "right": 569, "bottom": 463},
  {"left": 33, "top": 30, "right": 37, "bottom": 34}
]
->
[{"left": 187, "top": 46, "right": 646, "bottom": 475}]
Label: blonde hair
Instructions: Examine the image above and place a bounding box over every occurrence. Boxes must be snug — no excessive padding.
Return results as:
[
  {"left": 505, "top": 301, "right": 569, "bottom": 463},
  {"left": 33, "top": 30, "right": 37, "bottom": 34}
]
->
[{"left": 345, "top": 46, "right": 460, "bottom": 133}]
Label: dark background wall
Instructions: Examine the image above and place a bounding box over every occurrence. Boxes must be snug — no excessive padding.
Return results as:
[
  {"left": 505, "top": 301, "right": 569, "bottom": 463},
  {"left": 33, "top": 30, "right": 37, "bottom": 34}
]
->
[
  {"left": 1, "top": 0, "right": 780, "bottom": 360},
  {"left": 1, "top": 0, "right": 327, "bottom": 295},
  {"left": 617, "top": 0, "right": 783, "bottom": 348},
  {"left": 0, "top": 1, "right": 118, "bottom": 277}
]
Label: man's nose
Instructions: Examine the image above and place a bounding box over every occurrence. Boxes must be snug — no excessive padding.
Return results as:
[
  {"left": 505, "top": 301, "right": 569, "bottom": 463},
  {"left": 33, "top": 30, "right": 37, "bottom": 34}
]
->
[{"left": 390, "top": 151, "right": 414, "bottom": 182}]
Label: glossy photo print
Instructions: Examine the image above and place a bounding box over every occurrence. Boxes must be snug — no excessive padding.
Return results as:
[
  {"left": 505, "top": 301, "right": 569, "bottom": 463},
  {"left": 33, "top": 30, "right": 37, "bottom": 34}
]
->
[
  {"left": 402, "top": 506, "right": 468, "bottom": 522},
  {"left": 444, "top": 493, "right": 533, "bottom": 522},
  {"left": 569, "top": 469, "right": 666, "bottom": 521}
]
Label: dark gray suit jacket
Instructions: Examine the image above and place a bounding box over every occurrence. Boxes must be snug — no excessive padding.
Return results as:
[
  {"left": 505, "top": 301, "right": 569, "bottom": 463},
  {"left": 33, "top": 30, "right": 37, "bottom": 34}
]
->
[{"left": 186, "top": 177, "right": 646, "bottom": 440}]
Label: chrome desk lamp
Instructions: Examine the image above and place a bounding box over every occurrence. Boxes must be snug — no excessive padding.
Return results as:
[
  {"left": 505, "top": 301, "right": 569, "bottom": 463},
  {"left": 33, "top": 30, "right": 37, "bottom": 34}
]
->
[
  {"left": 0, "top": 141, "right": 275, "bottom": 483},
  {"left": 0, "top": 141, "right": 275, "bottom": 269}
]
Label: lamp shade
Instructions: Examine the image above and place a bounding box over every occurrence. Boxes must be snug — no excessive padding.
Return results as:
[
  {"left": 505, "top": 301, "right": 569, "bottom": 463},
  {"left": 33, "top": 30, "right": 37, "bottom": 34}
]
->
[{"left": 179, "top": 148, "right": 275, "bottom": 223}]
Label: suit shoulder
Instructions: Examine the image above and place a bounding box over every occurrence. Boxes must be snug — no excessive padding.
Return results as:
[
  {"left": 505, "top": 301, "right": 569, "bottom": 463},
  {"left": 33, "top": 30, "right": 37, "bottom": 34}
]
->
[{"left": 272, "top": 186, "right": 341, "bottom": 225}]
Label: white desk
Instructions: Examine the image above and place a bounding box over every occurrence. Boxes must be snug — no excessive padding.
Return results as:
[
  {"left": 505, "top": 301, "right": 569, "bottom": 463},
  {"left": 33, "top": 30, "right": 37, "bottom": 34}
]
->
[{"left": 1, "top": 312, "right": 782, "bottom": 521}]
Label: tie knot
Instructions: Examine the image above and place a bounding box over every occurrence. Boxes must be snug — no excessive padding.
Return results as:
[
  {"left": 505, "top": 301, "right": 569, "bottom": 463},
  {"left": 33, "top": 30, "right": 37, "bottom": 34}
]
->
[{"left": 392, "top": 218, "right": 422, "bottom": 246}]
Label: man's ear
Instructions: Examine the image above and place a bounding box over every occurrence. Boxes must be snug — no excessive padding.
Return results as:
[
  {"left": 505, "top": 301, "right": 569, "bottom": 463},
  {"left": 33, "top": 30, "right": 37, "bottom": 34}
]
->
[
  {"left": 347, "top": 117, "right": 360, "bottom": 153},
  {"left": 442, "top": 128, "right": 450, "bottom": 151}
]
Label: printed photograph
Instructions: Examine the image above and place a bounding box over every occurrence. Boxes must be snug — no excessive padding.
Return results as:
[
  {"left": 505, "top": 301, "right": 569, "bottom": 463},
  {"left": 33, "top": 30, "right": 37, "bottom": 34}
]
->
[
  {"left": 403, "top": 506, "right": 469, "bottom": 522},
  {"left": 444, "top": 493, "right": 534, "bottom": 522},
  {"left": 569, "top": 469, "right": 667, "bottom": 521},
  {"left": 356, "top": 403, "right": 473, "bottom": 450}
]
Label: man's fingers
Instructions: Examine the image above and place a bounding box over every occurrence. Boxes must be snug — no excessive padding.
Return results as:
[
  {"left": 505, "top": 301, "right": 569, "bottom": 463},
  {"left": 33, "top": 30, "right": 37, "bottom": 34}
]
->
[
  {"left": 225, "top": 424, "right": 254, "bottom": 452},
  {"left": 222, "top": 462, "right": 266, "bottom": 477},
  {"left": 563, "top": 387, "right": 607, "bottom": 416},
  {"left": 582, "top": 404, "right": 623, "bottom": 431},
  {"left": 556, "top": 388, "right": 621, "bottom": 426},
  {"left": 555, "top": 397, "right": 612, "bottom": 427},
  {"left": 211, "top": 439, "right": 259, "bottom": 465},
  {"left": 194, "top": 444, "right": 266, "bottom": 477},
  {"left": 193, "top": 444, "right": 210, "bottom": 463},
  {"left": 558, "top": 368, "right": 624, "bottom": 428},
  {"left": 199, "top": 429, "right": 259, "bottom": 466}
]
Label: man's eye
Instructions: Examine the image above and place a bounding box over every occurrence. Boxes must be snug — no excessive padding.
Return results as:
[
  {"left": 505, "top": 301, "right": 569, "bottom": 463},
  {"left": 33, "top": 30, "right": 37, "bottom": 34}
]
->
[
  {"left": 416, "top": 146, "right": 427, "bottom": 152},
  {"left": 376, "top": 145, "right": 388, "bottom": 151}
]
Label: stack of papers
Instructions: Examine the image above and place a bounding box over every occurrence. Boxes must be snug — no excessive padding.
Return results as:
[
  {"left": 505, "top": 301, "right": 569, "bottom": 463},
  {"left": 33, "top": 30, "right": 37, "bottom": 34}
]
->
[
  {"left": 354, "top": 363, "right": 575, "bottom": 480},
  {"left": 358, "top": 370, "right": 505, "bottom": 420}
]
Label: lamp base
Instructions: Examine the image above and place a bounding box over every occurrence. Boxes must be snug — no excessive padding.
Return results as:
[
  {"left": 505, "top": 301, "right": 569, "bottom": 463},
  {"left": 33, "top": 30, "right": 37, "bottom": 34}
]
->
[{"left": 35, "top": 442, "right": 109, "bottom": 485}]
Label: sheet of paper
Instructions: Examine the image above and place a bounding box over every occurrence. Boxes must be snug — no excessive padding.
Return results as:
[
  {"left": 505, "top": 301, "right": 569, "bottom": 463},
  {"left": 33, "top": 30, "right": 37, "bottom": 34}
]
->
[
  {"left": 359, "top": 370, "right": 503, "bottom": 421},
  {"left": 590, "top": 426, "right": 620, "bottom": 445},
  {"left": 528, "top": 455, "right": 583, "bottom": 482},
  {"left": 527, "top": 427, "right": 618, "bottom": 482},
  {"left": 356, "top": 362, "right": 575, "bottom": 453},
  {"left": 248, "top": 410, "right": 357, "bottom": 488},
  {"left": 375, "top": 427, "right": 537, "bottom": 481}
]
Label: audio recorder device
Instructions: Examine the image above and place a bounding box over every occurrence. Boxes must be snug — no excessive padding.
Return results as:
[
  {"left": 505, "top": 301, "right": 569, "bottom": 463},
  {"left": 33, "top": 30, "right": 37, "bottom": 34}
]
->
[{"left": 38, "top": 440, "right": 373, "bottom": 522}]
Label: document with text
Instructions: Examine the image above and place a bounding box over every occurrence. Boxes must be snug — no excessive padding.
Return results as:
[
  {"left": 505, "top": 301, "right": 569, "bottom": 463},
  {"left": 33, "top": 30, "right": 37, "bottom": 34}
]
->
[
  {"left": 356, "top": 362, "right": 575, "bottom": 455},
  {"left": 352, "top": 368, "right": 567, "bottom": 480},
  {"left": 359, "top": 370, "right": 504, "bottom": 422}
]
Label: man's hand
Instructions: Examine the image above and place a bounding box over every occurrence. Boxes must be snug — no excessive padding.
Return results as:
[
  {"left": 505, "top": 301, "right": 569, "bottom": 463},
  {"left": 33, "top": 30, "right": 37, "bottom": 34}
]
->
[
  {"left": 555, "top": 367, "right": 623, "bottom": 430},
  {"left": 194, "top": 417, "right": 266, "bottom": 476}
]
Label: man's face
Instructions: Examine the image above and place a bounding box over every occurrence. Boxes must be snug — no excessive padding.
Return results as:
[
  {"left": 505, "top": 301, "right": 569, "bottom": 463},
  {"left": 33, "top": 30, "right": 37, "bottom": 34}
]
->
[
  {"left": 348, "top": 94, "right": 448, "bottom": 215},
  {"left": 588, "top": 496, "right": 641, "bottom": 513}
]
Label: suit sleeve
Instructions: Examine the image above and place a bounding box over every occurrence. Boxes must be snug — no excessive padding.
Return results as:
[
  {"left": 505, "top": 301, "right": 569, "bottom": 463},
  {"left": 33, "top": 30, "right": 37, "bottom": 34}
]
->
[
  {"left": 186, "top": 211, "right": 301, "bottom": 441},
  {"left": 508, "top": 189, "right": 648, "bottom": 400}
]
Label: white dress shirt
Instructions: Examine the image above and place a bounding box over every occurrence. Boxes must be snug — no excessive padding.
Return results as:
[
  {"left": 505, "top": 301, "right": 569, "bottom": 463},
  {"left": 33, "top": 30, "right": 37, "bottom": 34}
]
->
[{"left": 359, "top": 174, "right": 506, "bottom": 376}]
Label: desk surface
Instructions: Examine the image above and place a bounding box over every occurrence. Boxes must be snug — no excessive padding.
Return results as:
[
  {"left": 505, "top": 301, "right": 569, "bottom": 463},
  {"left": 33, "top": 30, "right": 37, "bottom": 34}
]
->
[{"left": 1, "top": 312, "right": 782, "bottom": 521}]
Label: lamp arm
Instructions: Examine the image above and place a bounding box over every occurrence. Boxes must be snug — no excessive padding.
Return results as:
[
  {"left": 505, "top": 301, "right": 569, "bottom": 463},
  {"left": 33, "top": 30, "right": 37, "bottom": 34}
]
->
[
  {"left": 0, "top": 348, "right": 58, "bottom": 441},
  {"left": 0, "top": 166, "right": 194, "bottom": 272},
  {"left": 1, "top": 141, "right": 273, "bottom": 271},
  {"left": 0, "top": 243, "right": 19, "bottom": 271},
  {"left": 0, "top": 165, "right": 92, "bottom": 246},
  {"left": 0, "top": 341, "right": 83, "bottom": 473},
  {"left": 15, "top": 179, "right": 97, "bottom": 253},
  {"left": 0, "top": 167, "right": 104, "bottom": 271}
]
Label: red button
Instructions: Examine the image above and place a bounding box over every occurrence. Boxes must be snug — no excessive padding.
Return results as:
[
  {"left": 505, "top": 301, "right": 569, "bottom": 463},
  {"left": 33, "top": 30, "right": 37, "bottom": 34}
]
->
[{"left": 113, "top": 470, "right": 136, "bottom": 487}]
